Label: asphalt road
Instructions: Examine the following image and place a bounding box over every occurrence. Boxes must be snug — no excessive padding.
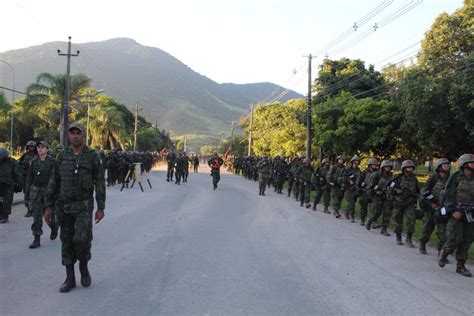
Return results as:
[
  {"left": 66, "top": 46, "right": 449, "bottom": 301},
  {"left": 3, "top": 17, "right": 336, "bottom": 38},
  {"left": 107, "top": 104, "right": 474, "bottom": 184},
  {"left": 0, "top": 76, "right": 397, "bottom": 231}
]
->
[{"left": 1, "top": 167, "right": 473, "bottom": 315}]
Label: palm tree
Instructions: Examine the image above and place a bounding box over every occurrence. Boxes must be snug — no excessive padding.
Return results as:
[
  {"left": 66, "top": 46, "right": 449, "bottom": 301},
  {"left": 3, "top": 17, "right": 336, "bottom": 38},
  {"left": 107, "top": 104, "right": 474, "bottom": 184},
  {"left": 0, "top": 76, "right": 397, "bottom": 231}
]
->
[{"left": 89, "top": 102, "right": 130, "bottom": 150}]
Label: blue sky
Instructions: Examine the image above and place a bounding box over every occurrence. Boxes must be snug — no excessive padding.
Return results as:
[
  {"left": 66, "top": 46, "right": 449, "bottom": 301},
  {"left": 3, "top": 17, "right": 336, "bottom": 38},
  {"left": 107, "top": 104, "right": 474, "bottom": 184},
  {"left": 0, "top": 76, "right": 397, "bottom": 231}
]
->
[{"left": 0, "top": 0, "right": 464, "bottom": 94}]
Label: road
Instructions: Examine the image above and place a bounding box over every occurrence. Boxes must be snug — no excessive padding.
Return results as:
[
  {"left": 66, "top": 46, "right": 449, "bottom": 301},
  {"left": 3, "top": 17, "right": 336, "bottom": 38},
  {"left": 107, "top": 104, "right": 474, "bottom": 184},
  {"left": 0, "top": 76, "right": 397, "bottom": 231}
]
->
[{"left": 1, "top": 167, "right": 473, "bottom": 315}]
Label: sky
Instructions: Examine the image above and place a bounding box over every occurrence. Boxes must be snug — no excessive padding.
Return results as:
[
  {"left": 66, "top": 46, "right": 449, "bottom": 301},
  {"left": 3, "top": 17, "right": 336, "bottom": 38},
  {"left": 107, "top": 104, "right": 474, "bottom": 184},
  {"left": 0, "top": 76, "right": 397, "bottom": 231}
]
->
[{"left": 0, "top": 0, "right": 465, "bottom": 95}]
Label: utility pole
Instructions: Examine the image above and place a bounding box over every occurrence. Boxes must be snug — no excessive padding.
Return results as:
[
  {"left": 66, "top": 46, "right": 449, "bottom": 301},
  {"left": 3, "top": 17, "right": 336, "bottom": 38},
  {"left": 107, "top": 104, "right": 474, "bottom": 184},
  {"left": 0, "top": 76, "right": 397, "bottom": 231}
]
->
[
  {"left": 248, "top": 104, "right": 254, "bottom": 156},
  {"left": 230, "top": 120, "right": 235, "bottom": 149},
  {"left": 132, "top": 102, "right": 142, "bottom": 151},
  {"left": 85, "top": 89, "right": 104, "bottom": 147},
  {"left": 58, "top": 36, "right": 80, "bottom": 147},
  {"left": 305, "top": 54, "right": 313, "bottom": 159},
  {"left": 184, "top": 136, "right": 187, "bottom": 152}
]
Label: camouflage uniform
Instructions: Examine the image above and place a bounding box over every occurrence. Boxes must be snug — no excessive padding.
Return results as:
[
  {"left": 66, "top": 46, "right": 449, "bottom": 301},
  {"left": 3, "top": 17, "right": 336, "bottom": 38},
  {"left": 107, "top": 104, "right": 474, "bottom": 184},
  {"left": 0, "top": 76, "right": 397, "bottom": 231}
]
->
[
  {"left": 0, "top": 150, "right": 23, "bottom": 223},
  {"left": 343, "top": 156, "right": 361, "bottom": 221},
  {"left": 327, "top": 157, "right": 345, "bottom": 218},
  {"left": 439, "top": 154, "right": 474, "bottom": 277},
  {"left": 257, "top": 158, "right": 271, "bottom": 195},
  {"left": 298, "top": 159, "right": 313, "bottom": 208},
  {"left": 357, "top": 160, "right": 378, "bottom": 226},
  {"left": 25, "top": 155, "right": 58, "bottom": 242},
  {"left": 366, "top": 161, "right": 393, "bottom": 236},
  {"left": 312, "top": 161, "right": 330, "bottom": 212},
  {"left": 208, "top": 156, "right": 224, "bottom": 189},
  {"left": 166, "top": 152, "right": 176, "bottom": 182},
  {"left": 19, "top": 144, "right": 37, "bottom": 216},
  {"left": 45, "top": 146, "right": 106, "bottom": 266}
]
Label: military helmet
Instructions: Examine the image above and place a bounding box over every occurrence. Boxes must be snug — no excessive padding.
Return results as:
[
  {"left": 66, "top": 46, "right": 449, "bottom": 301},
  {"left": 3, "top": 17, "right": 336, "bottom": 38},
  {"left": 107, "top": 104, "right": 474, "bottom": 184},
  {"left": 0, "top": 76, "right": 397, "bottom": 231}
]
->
[
  {"left": 321, "top": 158, "right": 329, "bottom": 165},
  {"left": 401, "top": 159, "right": 415, "bottom": 169},
  {"left": 303, "top": 158, "right": 311, "bottom": 164},
  {"left": 368, "top": 158, "right": 379, "bottom": 166},
  {"left": 350, "top": 155, "right": 361, "bottom": 163},
  {"left": 281, "top": 156, "right": 286, "bottom": 161},
  {"left": 380, "top": 160, "right": 392, "bottom": 168},
  {"left": 0, "top": 147, "right": 9, "bottom": 158},
  {"left": 433, "top": 158, "right": 450, "bottom": 171},
  {"left": 26, "top": 140, "right": 36, "bottom": 148},
  {"left": 336, "top": 155, "right": 344, "bottom": 161},
  {"left": 458, "top": 154, "right": 474, "bottom": 168}
]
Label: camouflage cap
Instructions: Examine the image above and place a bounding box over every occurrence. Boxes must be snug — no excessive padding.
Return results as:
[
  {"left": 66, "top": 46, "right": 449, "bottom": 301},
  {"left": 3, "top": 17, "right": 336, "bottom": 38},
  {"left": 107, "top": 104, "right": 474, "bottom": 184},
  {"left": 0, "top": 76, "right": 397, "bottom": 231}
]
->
[
  {"left": 68, "top": 122, "right": 84, "bottom": 132},
  {"left": 26, "top": 140, "right": 36, "bottom": 147},
  {"left": 36, "top": 140, "right": 49, "bottom": 148}
]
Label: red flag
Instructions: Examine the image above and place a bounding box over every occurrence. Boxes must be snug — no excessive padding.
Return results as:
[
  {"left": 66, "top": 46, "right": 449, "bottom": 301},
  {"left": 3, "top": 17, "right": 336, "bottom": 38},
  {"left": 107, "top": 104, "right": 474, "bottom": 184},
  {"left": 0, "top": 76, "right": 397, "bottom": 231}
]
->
[{"left": 224, "top": 146, "right": 232, "bottom": 159}]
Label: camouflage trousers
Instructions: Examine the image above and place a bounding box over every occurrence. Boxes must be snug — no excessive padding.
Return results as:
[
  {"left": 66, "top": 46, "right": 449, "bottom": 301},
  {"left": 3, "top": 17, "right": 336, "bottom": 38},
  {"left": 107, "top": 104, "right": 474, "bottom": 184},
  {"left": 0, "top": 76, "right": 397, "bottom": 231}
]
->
[
  {"left": 368, "top": 198, "right": 392, "bottom": 228},
  {"left": 31, "top": 198, "right": 57, "bottom": 236},
  {"left": 287, "top": 176, "right": 294, "bottom": 195},
  {"left": 0, "top": 188, "right": 13, "bottom": 216},
  {"left": 392, "top": 203, "right": 416, "bottom": 235},
  {"left": 359, "top": 193, "right": 371, "bottom": 221},
  {"left": 59, "top": 199, "right": 94, "bottom": 266},
  {"left": 292, "top": 180, "right": 300, "bottom": 201},
  {"left": 259, "top": 174, "right": 269, "bottom": 192},
  {"left": 166, "top": 164, "right": 174, "bottom": 180},
  {"left": 298, "top": 182, "right": 312, "bottom": 204},
  {"left": 442, "top": 217, "right": 473, "bottom": 262},
  {"left": 211, "top": 170, "right": 220, "bottom": 187},
  {"left": 344, "top": 188, "right": 358, "bottom": 218},
  {"left": 313, "top": 187, "right": 330, "bottom": 208},
  {"left": 331, "top": 186, "right": 344, "bottom": 211},
  {"left": 418, "top": 206, "right": 448, "bottom": 250}
]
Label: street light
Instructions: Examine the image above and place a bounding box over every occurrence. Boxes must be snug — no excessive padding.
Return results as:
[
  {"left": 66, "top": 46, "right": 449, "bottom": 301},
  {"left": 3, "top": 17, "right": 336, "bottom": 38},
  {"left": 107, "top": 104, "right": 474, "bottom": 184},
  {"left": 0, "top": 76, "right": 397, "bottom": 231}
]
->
[
  {"left": 0, "top": 60, "right": 15, "bottom": 152},
  {"left": 86, "top": 89, "right": 105, "bottom": 147}
]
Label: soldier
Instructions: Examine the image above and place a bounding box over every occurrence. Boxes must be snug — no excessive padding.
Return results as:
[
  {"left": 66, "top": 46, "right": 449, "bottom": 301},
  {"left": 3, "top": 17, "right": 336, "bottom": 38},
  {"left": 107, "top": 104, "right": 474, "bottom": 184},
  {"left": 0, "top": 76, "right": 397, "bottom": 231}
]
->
[
  {"left": 174, "top": 152, "right": 184, "bottom": 185},
  {"left": 183, "top": 152, "right": 190, "bottom": 182},
  {"left": 166, "top": 150, "right": 176, "bottom": 182},
  {"left": 55, "top": 144, "right": 64, "bottom": 158},
  {"left": 358, "top": 158, "right": 379, "bottom": 226},
  {"left": 419, "top": 158, "right": 450, "bottom": 256},
  {"left": 19, "top": 140, "right": 37, "bottom": 217},
  {"left": 298, "top": 158, "right": 314, "bottom": 208},
  {"left": 343, "top": 155, "right": 361, "bottom": 222},
  {"left": 366, "top": 160, "right": 393, "bottom": 236},
  {"left": 388, "top": 159, "right": 420, "bottom": 247},
  {"left": 0, "top": 148, "right": 23, "bottom": 223},
  {"left": 273, "top": 156, "right": 288, "bottom": 194},
  {"left": 193, "top": 155, "right": 199, "bottom": 173},
  {"left": 438, "top": 154, "right": 474, "bottom": 277},
  {"left": 292, "top": 157, "right": 304, "bottom": 201},
  {"left": 327, "top": 155, "right": 346, "bottom": 218},
  {"left": 287, "top": 157, "right": 299, "bottom": 197},
  {"left": 312, "top": 159, "right": 331, "bottom": 213},
  {"left": 208, "top": 153, "right": 224, "bottom": 190},
  {"left": 257, "top": 156, "right": 271, "bottom": 196},
  {"left": 25, "top": 141, "right": 58, "bottom": 249},
  {"left": 44, "top": 123, "right": 106, "bottom": 292}
]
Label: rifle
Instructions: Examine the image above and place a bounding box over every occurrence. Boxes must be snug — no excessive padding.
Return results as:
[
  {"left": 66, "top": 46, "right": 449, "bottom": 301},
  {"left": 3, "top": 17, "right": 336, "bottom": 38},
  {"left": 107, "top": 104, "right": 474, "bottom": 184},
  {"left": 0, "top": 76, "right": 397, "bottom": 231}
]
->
[
  {"left": 440, "top": 203, "right": 474, "bottom": 223},
  {"left": 388, "top": 180, "right": 419, "bottom": 200}
]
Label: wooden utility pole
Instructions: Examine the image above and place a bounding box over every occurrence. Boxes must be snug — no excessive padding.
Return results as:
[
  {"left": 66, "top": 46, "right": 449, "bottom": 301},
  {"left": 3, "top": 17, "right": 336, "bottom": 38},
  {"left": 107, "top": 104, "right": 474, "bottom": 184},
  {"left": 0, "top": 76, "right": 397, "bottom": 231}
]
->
[
  {"left": 305, "top": 54, "right": 312, "bottom": 159},
  {"left": 132, "top": 102, "right": 142, "bottom": 151},
  {"left": 248, "top": 104, "right": 254, "bottom": 156}
]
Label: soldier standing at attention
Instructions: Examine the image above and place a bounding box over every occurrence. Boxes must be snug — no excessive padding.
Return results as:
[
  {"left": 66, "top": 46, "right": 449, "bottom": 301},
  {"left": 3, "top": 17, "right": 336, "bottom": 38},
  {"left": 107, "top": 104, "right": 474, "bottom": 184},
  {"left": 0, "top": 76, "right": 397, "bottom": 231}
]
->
[
  {"left": 208, "top": 152, "right": 224, "bottom": 190},
  {"left": 327, "top": 155, "right": 346, "bottom": 218},
  {"left": 19, "top": 141, "right": 37, "bottom": 217},
  {"left": 438, "top": 154, "right": 474, "bottom": 277},
  {"left": 257, "top": 156, "right": 271, "bottom": 196},
  {"left": 25, "top": 141, "right": 58, "bottom": 249},
  {"left": 0, "top": 148, "right": 23, "bottom": 223},
  {"left": 312, "top": 159, "right": 331, "bottom": 213},
  {"left": 44, "top": 123, "right": 106, "bottom": 293},
  {"left": 343, "top": 155, "right": 361, "bottom": 222},
  {"left": 389, "top": 159, "right": 420, "bottom": 247},
  {"left": 418, "top": 158, "right": 450, "bottom": 256}
]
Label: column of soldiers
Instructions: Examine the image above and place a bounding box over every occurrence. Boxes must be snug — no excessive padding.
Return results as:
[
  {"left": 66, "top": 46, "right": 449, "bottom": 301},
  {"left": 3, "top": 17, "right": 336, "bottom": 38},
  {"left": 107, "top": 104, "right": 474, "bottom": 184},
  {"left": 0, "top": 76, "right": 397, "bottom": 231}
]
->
[
  {"left": 234, "top": 153, "right": 474, "bottom": 277},
  {"left": 165, "top": 150, "right": 197, "bottom": 185}
]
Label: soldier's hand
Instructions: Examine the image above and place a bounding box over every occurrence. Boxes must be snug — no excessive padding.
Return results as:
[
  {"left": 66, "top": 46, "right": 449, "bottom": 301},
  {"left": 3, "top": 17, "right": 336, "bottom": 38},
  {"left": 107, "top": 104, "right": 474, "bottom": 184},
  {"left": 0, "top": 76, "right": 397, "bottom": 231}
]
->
[
  {"left": 95, "top": 209, "right": 105, "bottom": 224},
  {"left": 376, "top": 191, "right": 383, "bottom": 196},
  {"left": 44, "top": 207, "right": 53, "bottom": 225},
  {"left": 395, "top": 188, "right": 403, "bottom": 194},
  {"left": 453, "top": 211, "right": 462, "bottom": 221},
  {"left": 430, "top": 202, "right": 438, "bottom": 210}
]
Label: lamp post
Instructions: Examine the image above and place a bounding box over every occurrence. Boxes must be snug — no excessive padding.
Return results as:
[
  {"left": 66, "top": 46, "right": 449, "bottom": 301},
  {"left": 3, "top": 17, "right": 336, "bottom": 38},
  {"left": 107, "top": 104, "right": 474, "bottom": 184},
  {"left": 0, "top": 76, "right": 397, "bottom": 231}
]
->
[
  {"left": 86, "top": 89, "right": 104, "bottom": 147},
  {"left": 0, "top": 60, "right": 15, "bottom": 152}
]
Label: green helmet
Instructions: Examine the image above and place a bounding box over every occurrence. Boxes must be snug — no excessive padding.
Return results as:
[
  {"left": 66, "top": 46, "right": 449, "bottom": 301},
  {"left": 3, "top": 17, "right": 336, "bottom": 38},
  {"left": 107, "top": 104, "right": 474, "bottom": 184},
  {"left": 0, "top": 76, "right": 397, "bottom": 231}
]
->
[
  {"left": 368, "top": 158, "right": 379, "bottom": 166},
  {"left": 336, "top": 155, "right": 345, "bottom": 162},
  {"left": 351, "top": 155, "right": 361, "bottom": 163},
  {"left": 321, "top": 158, "right": 329, "bottom": 165},
  {"left": 303, "top": 158, "right": 311, "bottom": 164},
  {"left": 433, "top": 158, "right": 449, "bottom": 171},
  {"left": 0, "top": 147, "right": 9, "bottom": 158},
  {"left": 458, "top": 154, "right": 474, "bottom": 168},
  {"left": 401, "top": 159, "right": 415, "bottom": 169},
  {"left": 26, "top": 140, "right": 36, "bottom": 148},
  {"left": 380, "top": 160, "right": 392, "bottom": 168}
]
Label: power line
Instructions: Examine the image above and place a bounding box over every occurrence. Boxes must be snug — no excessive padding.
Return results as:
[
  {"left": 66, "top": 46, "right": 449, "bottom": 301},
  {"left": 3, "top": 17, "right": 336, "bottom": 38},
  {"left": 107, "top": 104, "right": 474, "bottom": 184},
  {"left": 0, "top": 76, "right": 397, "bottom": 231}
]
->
[{"left": 0, "top": 85, "right": 27, "bottom": 95}]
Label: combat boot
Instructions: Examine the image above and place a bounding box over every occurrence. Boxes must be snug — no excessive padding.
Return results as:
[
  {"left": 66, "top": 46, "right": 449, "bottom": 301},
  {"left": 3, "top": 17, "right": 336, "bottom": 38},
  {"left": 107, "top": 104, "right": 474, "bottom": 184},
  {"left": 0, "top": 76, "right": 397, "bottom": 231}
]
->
[
  {"left": 24, "top": 210, "right": 33, "bottom": 217},
  {"left": 60, "top": 265, "right": 76, "bottom": 293},
  {"left": 312, "top": 203, "right": 317, "bottom": 211},
  {"left": 360, "top": 218, "right": 365, "bottom": 226},
  {"left": 50, "top": 223, "right": 59, "bottom": 240},
  {"left": 334, "top": 210, "right": 341, "bottom": 218},
  {"left": 372, "top": 223, "right": 380, "bottom": 229},
  {"left": 419, "top": 241, "right": 427, "bottom": 254},
  {"left": 29, "top": 235, "right": 41, "bottom": 249},
  {"left": 300, "top": 201, "right": 304, "bottom": 207},
  {"left": 365, "top": 219, "right": 372, "bottom": 231},
  {"left": 406, "top": 233, "right": 415, "bottom": 248},
  {"left": 396, "top": 233, "right": 403, "bottom": 245},
  {"left": 323, "top": 207, "right": 330, "bottom": 214},
  {"left": 380, "top": 227, "right": 390, "bottom": 236},
  {"left": 438, "top": 250, "right": 448, "bottom": 267},
  {"left": 306, "top": 203, "right": 311, "bottom": 209},
  {"left": 0, "top": 215, "right": 8, "bottom": 223},
  {"left": 345, "top": 213, "right": 350, "bottom": 220},
  {"left": 438, "top": 250, "right": 449, "bottom": 264},
  {"left": 350, "top": 216, "right": 355, "bottom": 223},
  {"left": 456, "top": 261, "right": 472, "bottom": 277},
  {"left": 79, "top": 261, "right": 92, "bottom": 287},
  {"left": 261, "top": 190, "right": 265, "bottom": 196}
]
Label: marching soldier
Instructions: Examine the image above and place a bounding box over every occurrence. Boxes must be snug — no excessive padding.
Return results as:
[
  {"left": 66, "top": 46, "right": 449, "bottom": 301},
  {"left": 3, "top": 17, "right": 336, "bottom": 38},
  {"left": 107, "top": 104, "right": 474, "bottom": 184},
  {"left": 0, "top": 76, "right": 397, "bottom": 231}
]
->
[
  {"left": 19, "top": 140, "right": 37, "bottom": 217},
  {"left": 358, "top": 158, "right": 379, "bottom": 226},
  {"left": 166, "top": 150, "right": 176, "bottom": 182},
  {"left": 327, "top": 155, "right": 346, "bottom": 218},
  {"left": 0, "top": 148, "right": 23, "bottom": 223},
  {"left": 208, "top": 153, "right": 224, "bottom": 190},
  {"left": 343, "top": 155, "right": 361, "bottom": 222},
  {"left": 44, "top": 123, "right": 106, "bottom": 292},
  {"left": 312, "top": 159, "right": 331, "bottom": 213},
  {"left": 298, "top": 158, "right": 314, "bottom": 208},
  {"left": 257, "top": 156, "right": 271, "bottom": 196},
  {"left": 366, "top": 160, "right": 393, "bottom": 236},
  {"left": 438, "top": 154, "right": 474, "bottom": 277},
  {"left": 24, "top": 141, "right": 58, "bottom": 248}
]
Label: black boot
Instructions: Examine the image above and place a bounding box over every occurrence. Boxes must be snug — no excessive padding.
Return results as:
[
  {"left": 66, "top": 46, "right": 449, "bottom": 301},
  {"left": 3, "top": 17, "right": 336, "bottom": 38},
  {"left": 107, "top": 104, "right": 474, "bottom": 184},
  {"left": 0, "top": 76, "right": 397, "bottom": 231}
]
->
[
  {"left": 334, "top": 210, "right": 341, "bottom": 218},
  {"left": 79, "top": 261, "right": 92, "bottom": 287},
  {"left": 50, "top": 223, "right": 59, "bottom": 240},
  {"left": 406, "top": 233, "right": 415, "bottom": 248},
  {"left": 396, "top": 233, "right": 403, "bottom": 245},
  {"left": 24, "top": 210, "right": 33, "bottom": 217},
  {"left": 419, "top": 241, "right": 427, "bottom": 254},
  {"left": 380, "top": 227, "right": 390, "bottom": 236},
  {"left": 456, "top": 261, "right": 472, "bottom": 277},
  {"left": 350, "top": 215, "right": 355, "bottom": 223},
  {"left": 0, "top": 215, "right": 9, "bottom": 223},
  {"left": 438, "top": 250, "right": 448, "bottom": 267},
  {"left": 60, "top": 265, "right": 76, "bottom": 293},
  {"left": 306, "top": 203, "right": 311, "bottom": 209},
  {"left": 438, "top": 249, "right": 449, "bottom": 264},
  {"left": 300, "top": 201, "right": 304, "bottom": 207},
  {"left": 360, "top": 218, "right": 366, "bottom": 226},
  {"left": 323, "top": 207, "right": 330, "bottom": 214},
  {"left": 366, "top": 219, "right": 372, "bottom": 231},
  {"left": 29, "top": 235, "right": 41, "bottom": 249}
]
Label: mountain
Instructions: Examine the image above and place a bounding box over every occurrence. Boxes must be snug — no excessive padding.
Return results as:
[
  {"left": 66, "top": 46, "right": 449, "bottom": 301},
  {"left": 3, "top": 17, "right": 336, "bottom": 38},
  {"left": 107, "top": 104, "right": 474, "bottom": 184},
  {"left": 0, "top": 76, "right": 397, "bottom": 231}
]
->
[{"left": 0, "top": 38, "right": 303, "bottom": 137}]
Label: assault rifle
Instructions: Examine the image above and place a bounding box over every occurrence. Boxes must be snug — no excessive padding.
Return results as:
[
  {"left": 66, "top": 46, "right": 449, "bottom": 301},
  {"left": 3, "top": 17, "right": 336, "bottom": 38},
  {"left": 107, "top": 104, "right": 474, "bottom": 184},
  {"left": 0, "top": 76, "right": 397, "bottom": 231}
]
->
[
  {"left": 388, "top": 181, "right": 419, "bottom": 199},
  {"left": 440, "top": 203, "right": 474, "bottom": 223}
]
